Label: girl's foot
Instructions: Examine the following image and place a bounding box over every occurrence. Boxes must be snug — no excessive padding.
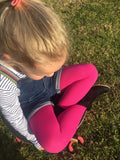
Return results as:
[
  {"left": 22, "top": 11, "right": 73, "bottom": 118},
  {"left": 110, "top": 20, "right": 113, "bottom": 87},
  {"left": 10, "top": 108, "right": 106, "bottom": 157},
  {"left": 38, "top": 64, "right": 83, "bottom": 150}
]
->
[{"left": 78, "top": 85, "right": 110, "bottom": 110}]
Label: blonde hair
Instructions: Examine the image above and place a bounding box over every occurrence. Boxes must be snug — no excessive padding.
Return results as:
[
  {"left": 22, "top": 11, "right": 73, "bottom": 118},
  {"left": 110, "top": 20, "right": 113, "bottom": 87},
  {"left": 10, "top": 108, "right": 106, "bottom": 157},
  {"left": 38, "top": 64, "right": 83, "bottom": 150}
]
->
[{"left": 0, "top": 0, "right": 69, "bottom": 68}]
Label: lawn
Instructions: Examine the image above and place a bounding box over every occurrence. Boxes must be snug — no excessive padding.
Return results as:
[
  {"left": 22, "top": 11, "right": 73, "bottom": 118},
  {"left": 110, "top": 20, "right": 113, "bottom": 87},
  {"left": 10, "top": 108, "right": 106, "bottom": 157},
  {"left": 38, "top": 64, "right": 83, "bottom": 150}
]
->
[{"left": 0, "top": 0, "right": 120, "bottom": 159}]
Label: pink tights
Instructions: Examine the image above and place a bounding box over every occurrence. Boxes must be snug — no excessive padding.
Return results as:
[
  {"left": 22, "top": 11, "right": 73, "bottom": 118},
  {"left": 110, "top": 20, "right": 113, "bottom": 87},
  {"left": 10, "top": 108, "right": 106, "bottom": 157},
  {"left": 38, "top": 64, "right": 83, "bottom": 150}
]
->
[{"left": 30, "top": 64, "right": 98, "bottom": 153}]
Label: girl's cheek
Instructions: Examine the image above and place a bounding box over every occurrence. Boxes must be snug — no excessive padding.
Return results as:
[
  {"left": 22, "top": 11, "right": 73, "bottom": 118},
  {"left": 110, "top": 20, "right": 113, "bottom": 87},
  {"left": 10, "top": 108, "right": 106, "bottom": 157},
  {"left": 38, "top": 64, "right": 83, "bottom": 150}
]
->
[{"left": 46, "top": 73, "right": 54, "bottom": 77}]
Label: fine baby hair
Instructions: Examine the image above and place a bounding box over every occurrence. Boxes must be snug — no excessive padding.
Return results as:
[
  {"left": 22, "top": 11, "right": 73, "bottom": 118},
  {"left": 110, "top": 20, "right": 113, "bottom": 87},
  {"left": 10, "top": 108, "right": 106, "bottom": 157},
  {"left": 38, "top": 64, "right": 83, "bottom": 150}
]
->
[{"left": 0, "top": 0, "right": 68, "bottom": 68}]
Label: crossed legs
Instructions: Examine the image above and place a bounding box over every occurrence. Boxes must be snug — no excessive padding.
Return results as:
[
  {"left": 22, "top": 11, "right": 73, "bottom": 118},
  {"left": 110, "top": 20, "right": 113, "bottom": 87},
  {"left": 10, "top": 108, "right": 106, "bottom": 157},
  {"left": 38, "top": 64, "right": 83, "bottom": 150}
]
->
[{"left": 30, "top": 64, "right": 98, "bottom": 153}]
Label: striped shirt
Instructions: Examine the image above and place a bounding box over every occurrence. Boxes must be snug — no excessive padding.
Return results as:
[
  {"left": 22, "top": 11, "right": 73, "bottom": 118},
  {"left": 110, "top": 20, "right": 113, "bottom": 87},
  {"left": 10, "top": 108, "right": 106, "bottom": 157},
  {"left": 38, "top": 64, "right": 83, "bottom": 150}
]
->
[{"left": 0, "top": 60, "right": 41, "bottom": 149}]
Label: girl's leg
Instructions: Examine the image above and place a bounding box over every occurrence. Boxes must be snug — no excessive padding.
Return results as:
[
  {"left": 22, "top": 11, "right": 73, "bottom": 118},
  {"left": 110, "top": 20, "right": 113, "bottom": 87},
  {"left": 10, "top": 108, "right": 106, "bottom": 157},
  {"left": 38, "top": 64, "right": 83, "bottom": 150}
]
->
[
  {"left": 58, "top": 63, "right": 98, "bottom": 107},
  {"left": 30, "top": 104, "right": 86, "bottom": 153},
  {"left": 30, "top": 63, "right": 97, "bottom": 153}
]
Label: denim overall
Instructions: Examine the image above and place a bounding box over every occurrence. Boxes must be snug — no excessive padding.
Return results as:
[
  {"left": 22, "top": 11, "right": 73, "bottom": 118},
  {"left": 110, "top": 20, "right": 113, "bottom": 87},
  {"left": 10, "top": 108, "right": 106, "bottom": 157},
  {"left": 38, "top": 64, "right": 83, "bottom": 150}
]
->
[
  {"left": 17, "top": 69, "right": 62, "bottom": 121},
  {"left": 0, "top": 64, "right": 62, "bottom": 142}
]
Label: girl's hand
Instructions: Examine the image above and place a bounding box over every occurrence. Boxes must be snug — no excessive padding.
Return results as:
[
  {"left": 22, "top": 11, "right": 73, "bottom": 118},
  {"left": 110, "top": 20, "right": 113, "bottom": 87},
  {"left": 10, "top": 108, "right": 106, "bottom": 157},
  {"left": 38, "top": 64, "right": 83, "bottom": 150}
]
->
[{"left": 38, "top": 146, "right": 44, "bottom": 151}]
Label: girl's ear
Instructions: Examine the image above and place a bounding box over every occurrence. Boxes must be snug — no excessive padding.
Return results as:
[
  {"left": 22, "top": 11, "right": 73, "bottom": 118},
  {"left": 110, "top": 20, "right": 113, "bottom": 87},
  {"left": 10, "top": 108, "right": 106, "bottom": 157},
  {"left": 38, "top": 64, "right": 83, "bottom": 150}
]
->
[{"left": 2, "top": 54, "right": 12, "bottom": 60}]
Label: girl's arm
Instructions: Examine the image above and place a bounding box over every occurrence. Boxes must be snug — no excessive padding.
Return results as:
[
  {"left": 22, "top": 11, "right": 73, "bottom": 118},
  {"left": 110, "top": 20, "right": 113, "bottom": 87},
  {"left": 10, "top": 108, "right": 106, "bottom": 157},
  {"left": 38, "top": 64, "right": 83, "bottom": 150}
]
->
[{"left": 0, "top": 89, "right": 41, "bottom": 149}]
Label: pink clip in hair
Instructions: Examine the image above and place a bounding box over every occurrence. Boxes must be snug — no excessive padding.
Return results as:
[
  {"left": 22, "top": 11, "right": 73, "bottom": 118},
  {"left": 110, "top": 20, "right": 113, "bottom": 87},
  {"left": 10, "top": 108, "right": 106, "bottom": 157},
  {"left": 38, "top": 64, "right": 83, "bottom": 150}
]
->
[{"left": 11, "top": 0, "right": 22, "bottom": 7}]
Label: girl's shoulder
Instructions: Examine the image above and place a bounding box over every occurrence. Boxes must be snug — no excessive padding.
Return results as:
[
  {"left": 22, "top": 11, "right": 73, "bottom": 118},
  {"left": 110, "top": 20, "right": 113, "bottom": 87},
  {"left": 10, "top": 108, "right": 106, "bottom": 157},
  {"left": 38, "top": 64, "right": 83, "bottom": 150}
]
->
[
  {"left": 0, "top": 73, "right": 20, "bottom": 108},
  {"left": 0, "top": 60, "right": 26, "bottom": 89},
  {"left": 0, "top": 73, "right": 18, "bottom": 92},
  {"left": 0, "top": 60, "right": 23, "bottom": 96},
  {"left": 0, "top": 60, "right": 26, "bottom": 79}
]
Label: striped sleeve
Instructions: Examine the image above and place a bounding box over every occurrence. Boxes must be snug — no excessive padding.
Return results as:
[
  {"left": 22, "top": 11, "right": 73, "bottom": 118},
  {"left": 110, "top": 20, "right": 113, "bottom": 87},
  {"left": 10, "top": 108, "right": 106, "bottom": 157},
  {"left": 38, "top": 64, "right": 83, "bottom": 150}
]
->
[{"left": 0, "top": 74, "right": 41, "bottom": 149}]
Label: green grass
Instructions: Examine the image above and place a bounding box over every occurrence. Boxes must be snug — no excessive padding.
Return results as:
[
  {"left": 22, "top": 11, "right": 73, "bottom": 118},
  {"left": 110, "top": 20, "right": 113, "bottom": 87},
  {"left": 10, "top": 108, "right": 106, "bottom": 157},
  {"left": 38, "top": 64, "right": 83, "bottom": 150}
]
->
[{"left": 0, "top": 0, "right": 120, "bottom": 159}]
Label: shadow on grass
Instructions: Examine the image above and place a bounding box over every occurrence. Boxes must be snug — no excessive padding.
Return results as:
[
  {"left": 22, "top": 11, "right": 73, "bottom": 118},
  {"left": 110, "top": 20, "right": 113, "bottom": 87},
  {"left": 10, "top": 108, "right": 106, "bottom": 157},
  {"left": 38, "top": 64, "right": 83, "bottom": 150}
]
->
[{"left": 0, "top": 132, "right": 25, "bottom": 160}]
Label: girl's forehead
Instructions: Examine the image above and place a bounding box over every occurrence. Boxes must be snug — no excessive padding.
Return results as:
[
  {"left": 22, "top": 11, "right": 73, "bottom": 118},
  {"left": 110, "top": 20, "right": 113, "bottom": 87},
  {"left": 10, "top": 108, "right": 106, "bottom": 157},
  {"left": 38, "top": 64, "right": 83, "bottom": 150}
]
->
[
  {"left": 36, "top": 55, "right": 66, "bottom": 70},
  {"left": 32, "top": 57, "right": 66, "bottom": 74}
]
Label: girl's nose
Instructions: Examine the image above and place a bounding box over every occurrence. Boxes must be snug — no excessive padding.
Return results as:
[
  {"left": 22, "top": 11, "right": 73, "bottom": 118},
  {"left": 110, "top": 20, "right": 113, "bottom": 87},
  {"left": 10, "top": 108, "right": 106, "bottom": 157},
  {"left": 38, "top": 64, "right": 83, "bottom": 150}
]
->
[{"left": 47, "top": 73, "right": 54, "bottom": 77}]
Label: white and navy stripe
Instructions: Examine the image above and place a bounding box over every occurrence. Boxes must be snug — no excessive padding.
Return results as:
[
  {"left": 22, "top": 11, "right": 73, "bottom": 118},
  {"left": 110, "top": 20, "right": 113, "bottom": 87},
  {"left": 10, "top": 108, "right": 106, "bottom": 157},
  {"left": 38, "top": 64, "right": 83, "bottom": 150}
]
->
[{"left": 0, "top": 61, "right": 41, "bottom": 149}]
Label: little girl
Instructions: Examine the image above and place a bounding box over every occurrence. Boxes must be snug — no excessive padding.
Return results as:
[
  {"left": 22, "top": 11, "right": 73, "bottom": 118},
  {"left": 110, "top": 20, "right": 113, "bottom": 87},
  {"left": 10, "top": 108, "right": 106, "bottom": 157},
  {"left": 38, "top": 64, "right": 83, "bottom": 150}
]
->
[{"left": 0, "top": 0, "right": 108, "bottom": 153}]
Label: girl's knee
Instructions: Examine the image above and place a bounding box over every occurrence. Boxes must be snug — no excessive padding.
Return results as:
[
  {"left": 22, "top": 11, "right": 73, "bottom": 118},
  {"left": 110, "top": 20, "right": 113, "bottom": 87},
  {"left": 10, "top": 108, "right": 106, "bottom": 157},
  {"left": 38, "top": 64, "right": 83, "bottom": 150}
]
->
[
  {"left": 77, "top": 63, "right": 98, "bottom": 79},
  {"left": 41, "top": 138, "right": 64, "bottom": 153},
  {"left": 77, "top": 63, "right": 98, "bottom": 83},
  {"left": 87, "top": 63, "right": 98, "bottom": 79}
]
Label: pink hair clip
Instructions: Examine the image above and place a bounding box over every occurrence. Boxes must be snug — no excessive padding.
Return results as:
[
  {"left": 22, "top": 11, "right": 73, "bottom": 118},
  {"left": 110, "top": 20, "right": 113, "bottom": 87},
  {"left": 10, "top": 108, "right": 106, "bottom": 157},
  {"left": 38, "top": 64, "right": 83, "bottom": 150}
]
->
[{"left": 11, "top": 0, "right": 22, "bottom": 7}]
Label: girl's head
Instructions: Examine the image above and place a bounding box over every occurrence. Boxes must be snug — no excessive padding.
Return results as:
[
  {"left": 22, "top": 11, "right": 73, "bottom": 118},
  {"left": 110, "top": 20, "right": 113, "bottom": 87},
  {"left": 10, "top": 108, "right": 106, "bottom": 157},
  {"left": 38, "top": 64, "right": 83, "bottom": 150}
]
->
[{"left": 0, "top": 0, "right": 69, "bottom": 79}]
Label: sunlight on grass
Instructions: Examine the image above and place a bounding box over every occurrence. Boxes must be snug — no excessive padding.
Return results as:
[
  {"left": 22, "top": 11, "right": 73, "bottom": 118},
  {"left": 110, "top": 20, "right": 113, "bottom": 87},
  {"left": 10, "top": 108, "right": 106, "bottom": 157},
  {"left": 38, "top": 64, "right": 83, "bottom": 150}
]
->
[{"left": 0, "top": 0, "right": 120, "bottom": 160}]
